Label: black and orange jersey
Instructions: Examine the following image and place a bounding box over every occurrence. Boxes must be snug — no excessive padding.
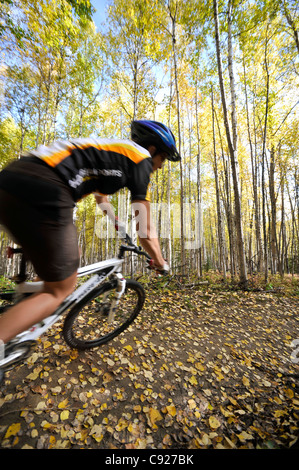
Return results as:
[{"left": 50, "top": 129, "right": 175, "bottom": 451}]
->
[{"left": 29, "top": 138, "right": 153, "bottom": 202}]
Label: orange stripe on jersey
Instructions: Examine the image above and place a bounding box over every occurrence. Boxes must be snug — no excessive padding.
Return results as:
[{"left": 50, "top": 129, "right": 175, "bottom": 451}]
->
[
  {"left": 97, "top": 143, "right": 150, "bottom": 164},
  {"left": 40, "top": 149, "right": 72, "bottom": 167},
  {"left": 35, "top": 139, "right": 150, "bottom": 167}
]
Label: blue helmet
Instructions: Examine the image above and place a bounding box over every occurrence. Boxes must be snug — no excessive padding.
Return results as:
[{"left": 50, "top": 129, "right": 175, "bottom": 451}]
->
[{"left": 131, "top": 120, "right": 181, "bottom": 162}]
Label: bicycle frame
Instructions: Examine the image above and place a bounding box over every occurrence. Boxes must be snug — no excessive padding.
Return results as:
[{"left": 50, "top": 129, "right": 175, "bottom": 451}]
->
[
  {"left": 0, "top": 257, "right": 127, "bottom": 370},
  {"left": 0, "top": 234, "right": 151, "bottom": 372},
  {"left": 7, "top": 257, "right": 125, "bottom": 345}
]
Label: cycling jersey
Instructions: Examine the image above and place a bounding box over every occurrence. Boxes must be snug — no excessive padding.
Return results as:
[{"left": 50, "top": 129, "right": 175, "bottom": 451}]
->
[
  {"left": 28, "top": 138, "right": 153, "bottom": 202},
  {"left": 0, "top": 138, "right": 153, "bottom": 281}
]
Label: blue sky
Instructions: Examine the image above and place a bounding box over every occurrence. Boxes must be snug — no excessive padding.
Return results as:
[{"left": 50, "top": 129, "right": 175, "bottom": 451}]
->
[{"left": 91, "top": 0, "right": 109, "bottom": 29}]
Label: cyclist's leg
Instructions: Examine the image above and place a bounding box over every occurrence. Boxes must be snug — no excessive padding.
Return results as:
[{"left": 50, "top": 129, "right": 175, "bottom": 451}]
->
[
  {"left": 0, "top": 175, "right": 79, "bottom": 344},
  {"left": 0, "top": 270, "right": 77, "bottom": 343}
]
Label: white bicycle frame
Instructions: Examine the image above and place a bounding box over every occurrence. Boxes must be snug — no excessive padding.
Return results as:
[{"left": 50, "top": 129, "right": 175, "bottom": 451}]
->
[
  {"left": 0, "top": 234, "right": 150, "bottom": 372},
  {"left": 4, "top": 256, "right": 126, "bottom": 346}
]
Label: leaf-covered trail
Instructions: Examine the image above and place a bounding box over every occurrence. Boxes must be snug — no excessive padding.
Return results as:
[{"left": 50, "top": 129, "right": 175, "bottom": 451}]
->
[{"left": 0, "top": 288, "right": 298, "bottom": 449}]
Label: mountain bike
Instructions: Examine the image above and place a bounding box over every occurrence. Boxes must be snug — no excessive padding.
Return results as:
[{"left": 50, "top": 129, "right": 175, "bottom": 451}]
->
[{"left": 0, "top": 234, "right": 151, "bottom": 384}]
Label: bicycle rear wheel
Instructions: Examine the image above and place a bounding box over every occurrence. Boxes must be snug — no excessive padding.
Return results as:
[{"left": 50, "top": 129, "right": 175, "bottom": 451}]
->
[{"left": 63, "top": 279, "right": 145, "bottom": 350}]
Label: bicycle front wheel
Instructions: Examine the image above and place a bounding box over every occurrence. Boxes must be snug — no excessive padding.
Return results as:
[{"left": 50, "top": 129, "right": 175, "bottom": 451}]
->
[{"left": 63, "top": 279, "right": 145, "bottom": 350}]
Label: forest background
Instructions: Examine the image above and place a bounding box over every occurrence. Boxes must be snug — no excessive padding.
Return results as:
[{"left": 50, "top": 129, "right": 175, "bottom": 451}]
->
[{"left": 0, "top": 0, "right": 298, "bottom": 288}]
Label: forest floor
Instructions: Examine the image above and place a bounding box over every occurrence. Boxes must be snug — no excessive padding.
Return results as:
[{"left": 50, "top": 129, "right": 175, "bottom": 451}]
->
[{"left": 0, "top": 273, "right": 298, "bottom": 451}]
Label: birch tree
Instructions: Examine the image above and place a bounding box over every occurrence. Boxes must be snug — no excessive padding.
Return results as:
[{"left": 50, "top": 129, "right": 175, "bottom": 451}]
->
[
  {"left": 106, "top": 0, "right": 164, "bottom": 120},
  {"left": 213, "top": 0, "right": 247, "bottom": 286}
]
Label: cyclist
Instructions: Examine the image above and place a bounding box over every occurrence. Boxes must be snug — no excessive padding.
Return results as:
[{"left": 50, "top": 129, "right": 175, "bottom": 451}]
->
[{"left": 0, "top": 120, "right": 180, "bottom": 345}]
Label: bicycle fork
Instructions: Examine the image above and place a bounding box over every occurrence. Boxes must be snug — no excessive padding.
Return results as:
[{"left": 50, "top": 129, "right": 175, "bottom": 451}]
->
[{"left": 106, "top": 273, "right": 126, "bottom": 323}]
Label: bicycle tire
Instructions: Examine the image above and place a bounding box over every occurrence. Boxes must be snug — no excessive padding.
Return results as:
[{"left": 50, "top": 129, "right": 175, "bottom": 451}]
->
[{"left": 63, "top": 279, "right": 145, "bottom": 350}]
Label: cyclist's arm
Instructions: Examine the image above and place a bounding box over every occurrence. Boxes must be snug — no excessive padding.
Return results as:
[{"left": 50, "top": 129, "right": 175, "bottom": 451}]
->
[
  {"left": 95, "top": 195, "right": 167, "bottom": 269},
  {"left": 132, "top": 199, "right": 165, "bottom": 268},
  {"left": 94, "top": 194, "right": 126, "bottom": 236},
  {"left": 94, "top": 194, "right": 113, "bottom": 219}
]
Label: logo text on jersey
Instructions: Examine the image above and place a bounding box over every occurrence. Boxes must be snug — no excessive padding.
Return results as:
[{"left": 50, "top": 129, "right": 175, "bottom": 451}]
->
[{"left": 69, "top": 168, "right": 122, "bottom": 189}]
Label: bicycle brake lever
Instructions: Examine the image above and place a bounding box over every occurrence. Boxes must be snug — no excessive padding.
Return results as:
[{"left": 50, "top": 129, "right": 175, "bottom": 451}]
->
[{"left": 125, "top": 233, "right": 134, "bottom": 246}]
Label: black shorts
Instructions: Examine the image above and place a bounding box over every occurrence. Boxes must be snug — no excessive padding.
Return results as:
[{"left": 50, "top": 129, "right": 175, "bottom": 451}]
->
[{"left": 0, "top": 158, "right": 79, "bottom": 282}]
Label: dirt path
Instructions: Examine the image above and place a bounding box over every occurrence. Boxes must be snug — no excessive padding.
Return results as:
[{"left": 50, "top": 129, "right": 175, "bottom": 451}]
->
[{"left": 0, "top": 289, "right": 298, "bottom": 449}]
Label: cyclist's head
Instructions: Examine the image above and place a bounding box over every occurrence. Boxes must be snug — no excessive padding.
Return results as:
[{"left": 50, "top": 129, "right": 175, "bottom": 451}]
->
[{"left": 131, "top": 120, "right": 181, "bottom": 162}]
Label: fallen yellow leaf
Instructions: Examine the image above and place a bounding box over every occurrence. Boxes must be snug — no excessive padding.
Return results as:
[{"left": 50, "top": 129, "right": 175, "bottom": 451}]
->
[
  {"left": 220, "top": 405, "right": 233, "bottom": 418},
  {"left": 35, "top": 401, "right": 47, "bottom": 414},
  {"left": 5, "top": 423, "right": 21, "bottom": 439},
  {"left": 31, "top": 429, "right": 38, "bottom": 438},
  {"left": 116, "top": 418, "right": 128, "bottom": 431},
  {"left": 103, "top": 372, "right": 114, "bottom": 384},
  {"left": 162, "top": 434, "right": 172, "bottom": 446},
  {"left": 26, "top": 366, "right": 42, "bottom": 381},
  {"left": 189, "top": 375, "right": 198, "bottom": 385},
  {"left": 188, "top": 399, "right": 197, "bottom": 410},
  {"left": 274, "top": 410, "right": 288, "bottom": 418},
  {"left": 166, "top": 404, "right": 177, "bottom": 417},
  {"left": 69, "top": 349, "right": 78, "bottom": 360},
  {"left": 285, "top": 388, "right": 294, "bottom": 399},
  {"left": 58, "top": 398, "right": 69, "bottom": 409},
  {"left": 149, "top": 408, "right": 163, "bottom": 428},
  {"left": 201, "top": 433, "right": 211, "bottom": 445},
  {"left": 60, "top": 410, "right": 69, "bottom": 421},
  {"left": 49, "top": 436, "right": 56, "bottom": 448},
  {"left": 242, "top": 376, "right": 250, "bottom": 387},
  {"left": 209, "top": 416, "right": 221, "bottom": 430},
  {"left": 41, "top": 420, "right": 52, "bottom": 430},
  {"left": 237, "top": 431, "right": 254, "bottom": 442},
  {"left": 90, "top": 424, "right": 104, "bottom": 442}
]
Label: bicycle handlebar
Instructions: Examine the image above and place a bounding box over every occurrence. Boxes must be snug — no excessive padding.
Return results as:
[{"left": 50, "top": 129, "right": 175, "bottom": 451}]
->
[
  {"left": 119, "top": 234, "right": 151, "bottom": 260},
  {"left": 119, "top": 233, "right": 169, "bottom": 275}
]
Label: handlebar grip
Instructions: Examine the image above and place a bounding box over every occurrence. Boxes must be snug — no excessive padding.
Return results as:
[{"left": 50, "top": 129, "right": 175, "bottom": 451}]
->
[{"left": 119, "top": 238, "right": 151, "bottom": 260}]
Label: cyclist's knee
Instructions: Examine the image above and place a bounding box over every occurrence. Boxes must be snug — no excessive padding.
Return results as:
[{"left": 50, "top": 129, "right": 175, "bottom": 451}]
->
[{"left": 43, "top": 271, "right": 77, "bottom": 300}]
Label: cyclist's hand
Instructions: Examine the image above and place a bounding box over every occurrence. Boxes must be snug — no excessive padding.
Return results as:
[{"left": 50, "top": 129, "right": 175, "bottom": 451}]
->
[{"left": 147, "top": 259, "right": 169, "bottom": 275}]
